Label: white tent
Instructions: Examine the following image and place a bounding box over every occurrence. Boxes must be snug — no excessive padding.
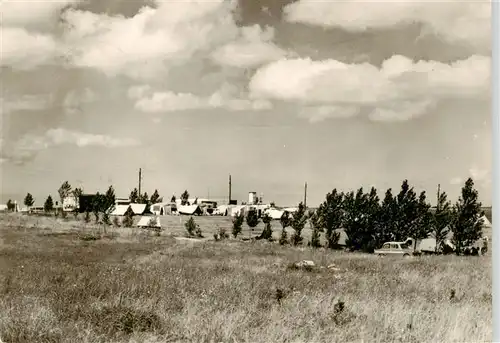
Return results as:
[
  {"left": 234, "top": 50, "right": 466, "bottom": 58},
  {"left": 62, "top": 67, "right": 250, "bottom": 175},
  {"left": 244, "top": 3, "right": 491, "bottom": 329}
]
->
[
  {"left": 110, "top": 205, "right": 130, "bottom": 216},
  {"left": 137, "top": 216, "right": 161, "bottom": 228},
  {"left": 130, "top": 204, "right": 147, "bottom": 215},
  {"left": 150, "top": 202, "right": 177, "bottom": 215},
  {"left": 264, "top": 208, "right": 285, "bottom": 220},
  {"left": 178, "top": 204, "right": 202, "bottom": 215},
  {"left": 480, "top": 215, "right": 492, "bottom": 229}
]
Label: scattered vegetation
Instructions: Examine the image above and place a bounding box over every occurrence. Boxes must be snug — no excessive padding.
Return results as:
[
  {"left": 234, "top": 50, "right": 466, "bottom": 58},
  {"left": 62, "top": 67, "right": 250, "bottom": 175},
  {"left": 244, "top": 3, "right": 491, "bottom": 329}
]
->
[{"left": 232, "top": 212, "right": 244, "bottom": 238}]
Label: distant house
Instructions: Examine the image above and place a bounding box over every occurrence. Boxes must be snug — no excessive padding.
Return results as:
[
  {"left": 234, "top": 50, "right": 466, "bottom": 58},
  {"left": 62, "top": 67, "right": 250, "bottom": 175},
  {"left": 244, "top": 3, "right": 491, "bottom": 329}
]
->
[{"left": 62, "top": 196, "right": 78, "bottom": 212}]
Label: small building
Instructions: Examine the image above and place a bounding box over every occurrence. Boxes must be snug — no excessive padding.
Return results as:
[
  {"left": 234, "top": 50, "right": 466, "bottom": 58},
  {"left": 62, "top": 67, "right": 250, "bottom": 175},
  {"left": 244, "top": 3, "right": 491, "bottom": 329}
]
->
[{"left": 62, "top": 196, "right": 78, "bottom": 212}]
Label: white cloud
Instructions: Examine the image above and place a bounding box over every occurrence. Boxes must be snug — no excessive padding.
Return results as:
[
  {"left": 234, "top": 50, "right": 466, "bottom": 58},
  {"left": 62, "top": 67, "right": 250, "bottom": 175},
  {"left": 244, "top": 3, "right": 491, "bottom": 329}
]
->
[
  {"left": 45, "top": 128, "right": 140, "bottom": 148},
  {"left": 469, "top": 167, "right": 489, "bottom": 182},
  {"left": 1, "top": 128, "right": 140, "bottom": 165},
  {"left": 132, "top": 86, "right": 273, "bottom": 113},
  {"left": 1, "top": 0, "right": 83, "bottom": 70},
  {"left": 284, "top": 0, "right": 490, "bottom": 53},
  {"left": 449, "top": 177, "right": 463, "bottom": 185},
  {"left": 60, "top": 1, "right": 240, "bottom": 80},
  {"left": 298, "top": 106, "right": 360, "bottom": 123},
  {"left": 249, "top": 55, "right": 490, "bottom": 122},
  {"left": 211, "top": 25, "right": 288, "bottom": 68},
  {"left": 1, "top": 28, "right": 60, "bottom": 70}
]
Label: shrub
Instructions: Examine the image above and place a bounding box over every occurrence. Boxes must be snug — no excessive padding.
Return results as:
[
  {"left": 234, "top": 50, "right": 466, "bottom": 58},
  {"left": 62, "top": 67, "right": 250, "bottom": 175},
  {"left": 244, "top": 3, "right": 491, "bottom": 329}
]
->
[
  {"left": 185, "top": 217, "right": 197, "bottom": 237},
  {"left": 232, "top": 212, "right": 244, "bottom": 238},
  {"left": 279, "top": 228, "right": 288, "bottom": 245}
]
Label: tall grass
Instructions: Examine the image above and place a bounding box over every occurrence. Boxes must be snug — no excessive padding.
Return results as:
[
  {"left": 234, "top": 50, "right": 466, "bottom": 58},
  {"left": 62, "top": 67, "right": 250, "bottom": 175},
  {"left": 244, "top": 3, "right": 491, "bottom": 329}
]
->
[{"left": 0, "top": 214, "right": 491, "bottom": 343}]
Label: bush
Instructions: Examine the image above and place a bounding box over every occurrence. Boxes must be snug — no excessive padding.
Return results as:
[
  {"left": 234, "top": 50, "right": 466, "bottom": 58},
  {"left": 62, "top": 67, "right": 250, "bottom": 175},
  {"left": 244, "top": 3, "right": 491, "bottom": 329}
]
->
[
  {"left": 185, "top": 217, "right": 198, "bottom": 237},
  {"left": 214, "top": 226, "right": 229, "bottom": 241},
  {"left": 232, "top": 212, "right": 244, "bottom": 238},
  {"left": 259, "top": 222, "right": 273, "bottom": 241},
  {"left": 279, "top": 228, "right": 288, "bottom": 245}
]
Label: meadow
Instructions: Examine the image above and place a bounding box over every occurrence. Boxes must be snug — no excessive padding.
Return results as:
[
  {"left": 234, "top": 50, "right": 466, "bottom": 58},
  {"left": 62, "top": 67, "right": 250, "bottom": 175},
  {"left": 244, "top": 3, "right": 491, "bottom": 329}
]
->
[{"left": 0, "top": 213, "right": 492, "bottom": 343}]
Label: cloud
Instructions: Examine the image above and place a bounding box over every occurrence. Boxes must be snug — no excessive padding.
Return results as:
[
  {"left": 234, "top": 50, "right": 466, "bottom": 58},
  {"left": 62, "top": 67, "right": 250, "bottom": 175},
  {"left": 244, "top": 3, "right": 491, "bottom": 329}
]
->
[
  {"left": 284, "top": 0, "right": 490, "bottom": 53},
  {"left": 0, "top": 129, "right": 140, "bottom": 165},
  {"left": 60, "top": 1, "right": 239, "bottom": 80},
  {"left": 45, "top": 128, "right": 140, "bottom": 148},
  {"left": 249, "top": 54, "right": 490, "bottom": 122},
  {"left": 63, "top": 88, "right": 98, "bottom": 115},
  {"left": 469, "top": 167, "right": 489, "bottom": 182},
  {"left": 1, "top": 0, "right": 83, "bottom": 70},
  {"left": 0, "top": 94, "right": 53, "bottom": 114},
  {"left": 449, "top": 177, "right": 463, "bottom": 185},
  {"left": 130, "top": 83, "right": 273, "bottom": 113},
  {"left": 1, "top": 28, "right": 60, "bottom": 70},
  {"left": 2, "top": 0, "right": 83, "bottom": 28},
  {"left": 211, "top": 25, "right": 288, "bottom": 68},
  {"left": 298, "top": 106, "right": 360, "bottom": 123}
]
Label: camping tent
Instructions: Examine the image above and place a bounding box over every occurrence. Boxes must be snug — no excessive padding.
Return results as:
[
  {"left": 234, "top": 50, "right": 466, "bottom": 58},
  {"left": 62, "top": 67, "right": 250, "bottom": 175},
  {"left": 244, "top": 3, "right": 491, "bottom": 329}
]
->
[
  {"left": 137, "top": 216, "right": 161, "bottom": 228},
  {"left": 110, "top": 205, "right": 130, "bottom": 216},
  {"left": 481, "top": 215, "right": 492, "bottom": 229},
  {"left": 178, "top": 204, "right": 202, "bottom": 215},
  {"left": 130, "top": 204, "right": 147, "bottom": 215},
  {"left": 264, "top": 208, "right": 285, "bottom": 220},
  {"left": 150, "top": 202, "right": 177, "bottom": 215}
]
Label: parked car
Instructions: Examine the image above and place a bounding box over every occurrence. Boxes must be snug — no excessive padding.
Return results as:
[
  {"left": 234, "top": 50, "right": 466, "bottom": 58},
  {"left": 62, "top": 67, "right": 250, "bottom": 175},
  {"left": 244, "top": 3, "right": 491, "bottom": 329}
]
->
[{"left": 374, "top": 241, "right": 413, "bottom": 257}]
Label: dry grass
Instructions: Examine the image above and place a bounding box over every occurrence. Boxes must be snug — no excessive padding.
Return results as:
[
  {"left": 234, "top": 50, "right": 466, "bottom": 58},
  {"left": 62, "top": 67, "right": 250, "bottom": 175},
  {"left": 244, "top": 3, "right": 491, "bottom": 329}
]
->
[{"left": 0, "top": 213, "right": 492, "bottom": 343}]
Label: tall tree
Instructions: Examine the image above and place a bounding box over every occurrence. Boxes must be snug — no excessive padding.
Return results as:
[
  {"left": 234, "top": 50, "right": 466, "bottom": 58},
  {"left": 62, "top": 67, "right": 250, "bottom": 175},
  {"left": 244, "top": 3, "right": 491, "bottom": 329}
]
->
[
  {"left": 58, "top": 181, "right": 72, "bottom": 207},
  {"left": 393, "top": 180, "right": 419, "bottom": 241},
  {"left": 44, "top": 195, "right": 54, "bottom": 213},
  {"left": 343, "top": 188, "right": 376, "bottom": 252},
  {"left": 408, "top": 191, "right": 433, "bottom": 251},
  {"left": 433, "top": 188, "right": 453, "bottom": 252},
  {"left": 72, "top": 188, "right": 83, "bottom": 211},
  {"left": 24, "top": 193, "right": 35, "bottom": 209},
  {"left": 181, "top": 190, "right": 190, "bottom": 205},
  {"left": 318, "top": 189, "right": 344, "bottom": 249},
  {"left": 290, "top": 202, "right": 307, "bottom": 246},
  {"left": 374, "top": 189, "right": 397, "bottom": 247},
  {"left": 139, "top": 192, "right": 149, "bottom": 205},
  {"left": 129, "top": 188, "right": 139, "bottom": 203},
  {"left": 150, "top": 189, "right": 162, "bottom": 204},
  {"left": 450, "top": 178, "right": 484, "bottom": 255},
  {"left": 170, "top": 195, "right": 176, "bottom": 203},
  {"left": 104, "top": 185, "right": 116, "bottom": 212}
]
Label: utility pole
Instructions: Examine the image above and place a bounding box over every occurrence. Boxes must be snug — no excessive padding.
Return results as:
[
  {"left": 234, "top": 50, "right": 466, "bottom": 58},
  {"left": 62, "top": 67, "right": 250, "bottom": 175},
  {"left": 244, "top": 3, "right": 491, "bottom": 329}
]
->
[
  {"left": 304, "top": 182, "right": 308, "bottom": 208},
  {"left": 437, "top": 183, "right": 441, "bottom": 210},
  {"left": 138, "top": 168, "right": 142, "bottom": 198},
  {"left": 228, "top": 174, "right": 232, "bottom": 204}
]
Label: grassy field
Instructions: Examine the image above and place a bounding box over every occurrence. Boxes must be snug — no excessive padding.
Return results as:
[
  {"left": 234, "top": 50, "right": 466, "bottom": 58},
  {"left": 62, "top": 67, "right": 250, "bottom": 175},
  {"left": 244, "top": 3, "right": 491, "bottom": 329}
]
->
[{"left": 0, "top": 213, "right": 492, "bottom": 343}]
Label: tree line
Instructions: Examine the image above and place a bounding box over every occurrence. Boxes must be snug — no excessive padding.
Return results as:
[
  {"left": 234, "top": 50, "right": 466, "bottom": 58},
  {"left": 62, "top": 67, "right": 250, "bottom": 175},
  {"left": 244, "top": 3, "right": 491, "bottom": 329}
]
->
[
  {"left": 14, "top": 177, "right": 486, "bottom": 255},
  {"left": 225, "top": 178, "right": 486, "bottom": 256}
]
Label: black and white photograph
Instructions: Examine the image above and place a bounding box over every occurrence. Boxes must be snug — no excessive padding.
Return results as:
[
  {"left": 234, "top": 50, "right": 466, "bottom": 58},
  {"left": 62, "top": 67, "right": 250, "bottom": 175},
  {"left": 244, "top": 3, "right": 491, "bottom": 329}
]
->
[{"left": 0, "top": 0, "right": 494, "bottom": 342}]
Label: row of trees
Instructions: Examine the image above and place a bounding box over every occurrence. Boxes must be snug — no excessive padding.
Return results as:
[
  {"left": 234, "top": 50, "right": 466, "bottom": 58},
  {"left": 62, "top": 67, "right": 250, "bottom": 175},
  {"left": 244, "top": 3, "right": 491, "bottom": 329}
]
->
[{"left": 227, "top": 178, "right": 485, "bottom": 255}]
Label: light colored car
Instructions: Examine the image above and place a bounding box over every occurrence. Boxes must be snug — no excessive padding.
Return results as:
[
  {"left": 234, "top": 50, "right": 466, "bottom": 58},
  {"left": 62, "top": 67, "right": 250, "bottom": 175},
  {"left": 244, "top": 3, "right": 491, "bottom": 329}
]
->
[{"left": 374, "top": 241, "right": 413, "bottom": 257}]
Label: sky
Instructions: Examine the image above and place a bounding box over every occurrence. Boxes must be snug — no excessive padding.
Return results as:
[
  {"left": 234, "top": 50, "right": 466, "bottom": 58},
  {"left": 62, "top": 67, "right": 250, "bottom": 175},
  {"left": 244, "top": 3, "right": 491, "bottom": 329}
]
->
[{"left": 0, "top": 0, "right": 492, "bottom": 207}]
